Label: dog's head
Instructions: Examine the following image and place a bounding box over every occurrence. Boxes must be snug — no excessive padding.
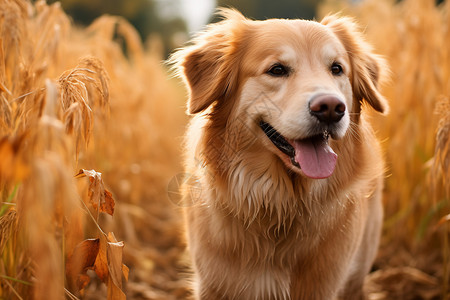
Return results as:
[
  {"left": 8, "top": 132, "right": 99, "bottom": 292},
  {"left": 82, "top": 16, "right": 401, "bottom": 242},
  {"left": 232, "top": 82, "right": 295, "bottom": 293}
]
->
[{"left": 173, "top": 9, "right": 388, "bottom": 179}]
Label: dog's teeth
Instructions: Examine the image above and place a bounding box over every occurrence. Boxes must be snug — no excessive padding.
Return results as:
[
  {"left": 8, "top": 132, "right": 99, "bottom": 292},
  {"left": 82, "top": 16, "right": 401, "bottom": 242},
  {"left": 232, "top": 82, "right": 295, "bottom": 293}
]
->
[{"left": 290, "top": 156, "right": 300, "bottom": 168}]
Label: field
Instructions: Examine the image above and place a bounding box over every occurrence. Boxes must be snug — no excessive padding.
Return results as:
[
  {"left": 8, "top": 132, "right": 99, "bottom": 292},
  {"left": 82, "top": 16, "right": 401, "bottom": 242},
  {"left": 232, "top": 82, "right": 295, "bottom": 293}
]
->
[{"left": 0, "top": 0, "right": 449, "bottom": 299}]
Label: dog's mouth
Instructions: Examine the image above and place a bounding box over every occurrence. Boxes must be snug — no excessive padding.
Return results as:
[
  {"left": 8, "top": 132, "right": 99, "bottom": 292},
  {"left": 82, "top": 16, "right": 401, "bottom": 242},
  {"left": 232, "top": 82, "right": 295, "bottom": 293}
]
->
[{"left": 259, "top": 121, "right": 337, "bottom": 179}]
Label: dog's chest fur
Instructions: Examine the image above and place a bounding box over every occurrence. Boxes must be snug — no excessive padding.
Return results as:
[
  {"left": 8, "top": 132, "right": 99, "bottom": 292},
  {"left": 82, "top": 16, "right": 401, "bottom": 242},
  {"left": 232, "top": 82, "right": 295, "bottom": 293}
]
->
[{"left": 186, "top": 144, "right": 365, "bottom": 299}]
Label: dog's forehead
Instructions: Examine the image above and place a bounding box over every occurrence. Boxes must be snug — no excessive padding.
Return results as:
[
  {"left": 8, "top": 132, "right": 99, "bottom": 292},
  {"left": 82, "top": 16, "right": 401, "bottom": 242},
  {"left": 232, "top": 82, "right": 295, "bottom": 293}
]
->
[{"left": 248, "top": 19, "right": 346, "bottom": 60}]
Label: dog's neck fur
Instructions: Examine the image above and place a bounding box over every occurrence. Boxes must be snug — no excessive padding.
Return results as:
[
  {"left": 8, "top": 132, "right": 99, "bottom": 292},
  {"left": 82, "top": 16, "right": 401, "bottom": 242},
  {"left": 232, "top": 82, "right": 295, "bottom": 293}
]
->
[{"left": 194, "top": 107, "right": 368, "bottom": 235}]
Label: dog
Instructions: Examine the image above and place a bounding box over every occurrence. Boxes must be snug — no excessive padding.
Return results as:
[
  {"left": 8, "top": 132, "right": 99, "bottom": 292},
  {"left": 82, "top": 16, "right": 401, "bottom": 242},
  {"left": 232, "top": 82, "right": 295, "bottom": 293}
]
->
[{"left": 172, "top": 9, "right": 388, "bottom": 300}]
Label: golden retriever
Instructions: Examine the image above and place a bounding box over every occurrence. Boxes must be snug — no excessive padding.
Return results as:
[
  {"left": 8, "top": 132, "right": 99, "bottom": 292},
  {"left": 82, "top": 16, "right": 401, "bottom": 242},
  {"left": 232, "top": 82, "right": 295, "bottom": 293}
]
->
[{"left": 172, "top": 9, "right": 388, "bottom": 300}]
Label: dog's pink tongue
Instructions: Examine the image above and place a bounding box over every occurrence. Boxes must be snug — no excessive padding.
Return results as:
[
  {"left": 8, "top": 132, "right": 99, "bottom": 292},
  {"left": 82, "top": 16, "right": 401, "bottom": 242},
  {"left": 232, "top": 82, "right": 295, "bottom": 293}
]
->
[{"left": 293, "top": 138, "right": 337, "bottom": 179}]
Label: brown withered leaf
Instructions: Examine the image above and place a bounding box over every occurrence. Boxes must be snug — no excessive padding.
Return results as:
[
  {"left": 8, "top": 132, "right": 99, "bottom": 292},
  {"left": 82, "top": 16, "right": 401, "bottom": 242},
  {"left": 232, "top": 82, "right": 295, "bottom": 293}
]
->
[
  {"left": 93, "top": 233, "right": 109, "bottom": 283},
  {"left": 65, "top": 238, "right": 100, "bottom": 292},
  {"left": 122, "top": 264, "right": 129, "bottom": 282},
  {"left": 107, "top": 232, "right": 125, "bottom": 288},
  {"left": 102, "top": 189, "right": 114, "bottom": 215},
  {"left": 75, "top": 169, "right": 115, "bottom": 215},
  {"left": 106, "top": 232, "right": 126, "bottom": 300},
  {"left": 77, "top": 274, "right": 91, "bottom": 292},
  {"left": 91, "top": 233, "right": 128, "bottom": 300},
  {"left": 93, "top": 233, "right": 129, "bottom": 281},
  {"left": 108, "top": 276, "right": 126, "bottom": 300}
]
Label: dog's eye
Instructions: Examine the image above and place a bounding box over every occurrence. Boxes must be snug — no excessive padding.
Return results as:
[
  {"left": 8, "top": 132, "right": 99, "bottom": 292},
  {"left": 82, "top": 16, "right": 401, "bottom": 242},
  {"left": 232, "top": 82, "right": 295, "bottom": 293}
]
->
[
  {"left": 267, "top": 64, "right": 289, "bottom": 77},
  {"left": 331, "top": 63, "right": 343, "bottom": 75}
]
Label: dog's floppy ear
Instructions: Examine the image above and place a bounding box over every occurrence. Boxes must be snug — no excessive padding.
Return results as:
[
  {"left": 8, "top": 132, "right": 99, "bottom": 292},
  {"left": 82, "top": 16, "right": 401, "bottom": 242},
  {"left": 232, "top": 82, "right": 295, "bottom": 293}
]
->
[
  {"left": 322, "top": 15, "right": 389, "bottom": 114},
  {"left": 171, "top": 9, "right": 246, "bottom": 115}
]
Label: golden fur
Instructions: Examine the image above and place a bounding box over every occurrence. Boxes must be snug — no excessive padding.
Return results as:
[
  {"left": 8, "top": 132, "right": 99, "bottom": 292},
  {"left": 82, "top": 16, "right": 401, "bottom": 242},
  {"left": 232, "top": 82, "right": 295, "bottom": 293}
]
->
[{"left": 173, "top": 9, "right": 388, "bottom": 300}]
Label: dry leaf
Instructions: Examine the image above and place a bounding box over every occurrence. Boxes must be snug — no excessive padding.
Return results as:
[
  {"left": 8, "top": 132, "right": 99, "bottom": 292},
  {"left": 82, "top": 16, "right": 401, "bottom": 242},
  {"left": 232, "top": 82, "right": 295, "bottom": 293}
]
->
[
  {"left": 94, "top": 233, "right": 109, "bottom": 283},
  {"left": 106, "top": 232, "right": 126, "bottom": 300},
  {"left": 89, "top": 233, "right": 128, "bottom": 299},
  {"left": 66, "top": 232, "right": 128, "bottom": 297},
  {"left": 108, "top": 276, "right": 126, "bottom": 300},
  {"left": 94, "top": 233, "right": 128, "bottom": 281},
  {"left": 122, "top": 264, "right": 129, "bottom": 282},
  {"left": 65, "top": 238, "right": 100, "bottom": 292},
  {"left": 107, "top": 232, "right": 125, "bottom": 289},
  {"left": 77, "top": 274, "right": 91, "bottom": 292},
  {"left": 75, "top": 169, "right": 115, "bottom": 215}
]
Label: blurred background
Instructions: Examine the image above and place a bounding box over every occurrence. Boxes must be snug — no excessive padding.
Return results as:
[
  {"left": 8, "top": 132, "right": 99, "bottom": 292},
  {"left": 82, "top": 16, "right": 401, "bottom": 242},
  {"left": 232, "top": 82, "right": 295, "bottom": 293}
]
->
[
  {"left": 45, "top": 0, "right": 324, "bottom": 56},
  {"left": 0, "top": 0, "right": 449, "bottom": 299},
  {"left": 43, "top": 0, "right": 449, "bottom": 57}
]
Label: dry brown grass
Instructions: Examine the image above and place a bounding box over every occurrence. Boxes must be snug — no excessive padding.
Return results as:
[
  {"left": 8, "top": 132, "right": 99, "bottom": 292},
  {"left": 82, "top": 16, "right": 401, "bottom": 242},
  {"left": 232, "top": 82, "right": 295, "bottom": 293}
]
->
[
  {"left": 0, "top": 0, "right": 186, "bottom": 299},
  {"left": 319, "top": 0, "right": 450, "bottom": 299},
  {"left": 0, "top": 0, "right": 449, "bottom": 299}
]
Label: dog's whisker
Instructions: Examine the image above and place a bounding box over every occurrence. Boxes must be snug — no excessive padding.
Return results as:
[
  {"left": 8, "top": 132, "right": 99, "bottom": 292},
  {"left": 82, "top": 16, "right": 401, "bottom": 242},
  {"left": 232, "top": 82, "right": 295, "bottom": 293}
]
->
[{"left": 346, "top": 121, "right": 363, "bottom": 142}]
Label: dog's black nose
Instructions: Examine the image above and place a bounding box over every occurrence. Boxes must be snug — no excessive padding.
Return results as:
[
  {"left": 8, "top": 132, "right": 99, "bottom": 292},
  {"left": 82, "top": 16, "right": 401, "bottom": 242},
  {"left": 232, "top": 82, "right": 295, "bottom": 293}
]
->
[{"left": 309, "top": 95, "right": 346, "bottom": 123}]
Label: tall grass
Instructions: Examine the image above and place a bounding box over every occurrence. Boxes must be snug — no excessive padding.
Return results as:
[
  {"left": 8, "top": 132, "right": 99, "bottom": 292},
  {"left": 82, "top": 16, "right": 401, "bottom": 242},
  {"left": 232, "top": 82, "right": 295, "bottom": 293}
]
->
[
  {"left": 0, "top": 0, "right": 186, "bottom": 299},
  {"left": 319, "top": 0, "right": 450, "bottom": 298}
]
